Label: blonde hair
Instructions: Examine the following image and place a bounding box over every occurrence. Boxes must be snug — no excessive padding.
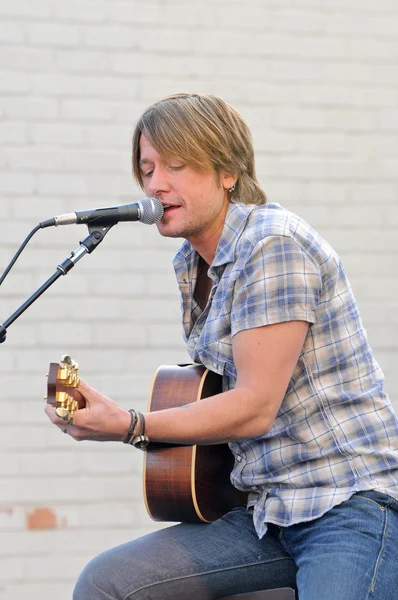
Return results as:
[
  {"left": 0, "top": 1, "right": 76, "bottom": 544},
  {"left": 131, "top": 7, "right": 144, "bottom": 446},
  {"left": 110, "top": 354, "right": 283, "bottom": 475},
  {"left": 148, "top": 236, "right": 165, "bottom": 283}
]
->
[{"left": 132, "top": 93, "right": 267, "bottom": 205}]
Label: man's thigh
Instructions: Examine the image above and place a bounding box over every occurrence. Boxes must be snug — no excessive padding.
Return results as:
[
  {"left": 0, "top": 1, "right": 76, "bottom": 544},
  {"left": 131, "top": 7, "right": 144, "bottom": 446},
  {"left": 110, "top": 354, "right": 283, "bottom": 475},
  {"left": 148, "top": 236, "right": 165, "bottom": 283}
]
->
[
  {"left": 279, "top": 491, "right": 398, "bottom": 600},
  {"left": 73, "top": 507, "right": 296, "bottom": 600}
]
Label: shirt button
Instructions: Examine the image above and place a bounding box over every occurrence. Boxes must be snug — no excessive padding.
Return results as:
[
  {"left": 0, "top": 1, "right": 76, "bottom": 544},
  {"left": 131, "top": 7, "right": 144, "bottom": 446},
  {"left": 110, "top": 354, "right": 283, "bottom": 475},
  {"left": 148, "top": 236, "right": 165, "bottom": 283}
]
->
[{"left": 236, "top": 455, "right": 243, "bottom": 463}]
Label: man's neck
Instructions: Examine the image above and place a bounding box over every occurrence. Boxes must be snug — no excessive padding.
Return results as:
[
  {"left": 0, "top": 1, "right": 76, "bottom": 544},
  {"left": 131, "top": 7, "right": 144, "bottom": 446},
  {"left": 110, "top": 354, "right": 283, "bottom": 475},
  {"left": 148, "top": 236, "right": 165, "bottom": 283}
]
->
[{"left": 188, "top": 204, "right": 229, "bottom": 266}]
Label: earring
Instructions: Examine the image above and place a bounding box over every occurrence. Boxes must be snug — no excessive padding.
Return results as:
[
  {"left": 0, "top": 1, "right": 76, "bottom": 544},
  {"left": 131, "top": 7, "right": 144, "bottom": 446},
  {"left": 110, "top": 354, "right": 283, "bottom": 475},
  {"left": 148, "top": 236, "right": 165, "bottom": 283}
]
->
[{"left": 229, "top": 183, "right": 236, "bottom": 193}]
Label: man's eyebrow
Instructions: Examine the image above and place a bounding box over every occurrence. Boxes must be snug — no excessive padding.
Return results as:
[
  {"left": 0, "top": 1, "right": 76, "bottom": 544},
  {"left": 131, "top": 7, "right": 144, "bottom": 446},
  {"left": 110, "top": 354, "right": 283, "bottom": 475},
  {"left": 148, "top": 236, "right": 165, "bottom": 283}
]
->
[{"left": 139, "top": 158, "right": 151, "bottom": 166}]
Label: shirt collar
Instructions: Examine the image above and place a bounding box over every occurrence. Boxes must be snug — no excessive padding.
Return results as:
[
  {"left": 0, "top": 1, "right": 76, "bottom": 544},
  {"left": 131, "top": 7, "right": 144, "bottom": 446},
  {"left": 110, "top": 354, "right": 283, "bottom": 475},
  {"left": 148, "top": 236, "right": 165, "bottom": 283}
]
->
[{"left": 173, "top": 202, "right": 256, "bottom": 271}]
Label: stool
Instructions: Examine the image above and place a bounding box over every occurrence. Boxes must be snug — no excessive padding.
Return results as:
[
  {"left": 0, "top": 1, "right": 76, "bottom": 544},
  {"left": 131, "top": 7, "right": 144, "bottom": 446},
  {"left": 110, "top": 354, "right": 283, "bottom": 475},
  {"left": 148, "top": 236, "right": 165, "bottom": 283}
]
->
[{"left": 218, "top": 588, "right": 295, "bottom": 599}]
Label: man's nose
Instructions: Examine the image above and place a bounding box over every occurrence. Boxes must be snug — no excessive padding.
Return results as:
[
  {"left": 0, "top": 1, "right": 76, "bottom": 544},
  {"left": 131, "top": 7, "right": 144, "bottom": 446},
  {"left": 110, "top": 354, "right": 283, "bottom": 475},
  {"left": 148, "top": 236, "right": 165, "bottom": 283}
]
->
[{"left": 147, "top": 167, "right": 171, "bottom": 196}]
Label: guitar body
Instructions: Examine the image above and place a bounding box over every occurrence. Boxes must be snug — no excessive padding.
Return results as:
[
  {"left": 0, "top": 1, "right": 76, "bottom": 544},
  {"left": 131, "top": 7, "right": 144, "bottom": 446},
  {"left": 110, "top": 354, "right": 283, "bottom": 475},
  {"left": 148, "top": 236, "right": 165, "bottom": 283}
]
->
[{"left": 144, "top": 364, "right": 247, "bottom": 523}]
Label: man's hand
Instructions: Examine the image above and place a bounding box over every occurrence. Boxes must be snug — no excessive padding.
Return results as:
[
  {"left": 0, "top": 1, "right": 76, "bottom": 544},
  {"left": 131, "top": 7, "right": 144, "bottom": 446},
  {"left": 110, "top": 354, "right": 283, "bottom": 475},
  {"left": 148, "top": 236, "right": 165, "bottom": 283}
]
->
[{"left": 45, "top": 379, "right": 131, "bottom": 442}]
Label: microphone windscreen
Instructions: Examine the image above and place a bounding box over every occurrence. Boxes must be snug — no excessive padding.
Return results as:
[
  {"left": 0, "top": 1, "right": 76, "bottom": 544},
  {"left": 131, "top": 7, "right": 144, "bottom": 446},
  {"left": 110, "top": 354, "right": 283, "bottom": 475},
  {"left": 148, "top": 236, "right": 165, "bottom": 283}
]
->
[{"left": 139, "top": 197, "right": 164, "bottom": 225}]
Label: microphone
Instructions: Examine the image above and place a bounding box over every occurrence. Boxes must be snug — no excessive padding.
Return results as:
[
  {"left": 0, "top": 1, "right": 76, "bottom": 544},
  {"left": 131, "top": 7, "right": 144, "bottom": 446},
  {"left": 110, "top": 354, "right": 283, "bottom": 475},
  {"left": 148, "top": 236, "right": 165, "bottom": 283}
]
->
[{"left": 40, "top": 197, "right": 164, "bottom": 228}]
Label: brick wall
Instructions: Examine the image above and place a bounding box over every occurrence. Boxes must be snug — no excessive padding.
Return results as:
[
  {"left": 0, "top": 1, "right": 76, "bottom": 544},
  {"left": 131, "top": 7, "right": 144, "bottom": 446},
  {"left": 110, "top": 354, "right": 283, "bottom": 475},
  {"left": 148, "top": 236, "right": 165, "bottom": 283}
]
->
[{"left": 0, "top": 1, "right": 397, "bottom": 598}]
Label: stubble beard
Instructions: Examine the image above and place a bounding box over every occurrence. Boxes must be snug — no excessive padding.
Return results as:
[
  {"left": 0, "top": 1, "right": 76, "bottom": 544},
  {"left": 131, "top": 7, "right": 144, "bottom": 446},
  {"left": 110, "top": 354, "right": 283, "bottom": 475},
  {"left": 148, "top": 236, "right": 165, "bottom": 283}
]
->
[{"left": 156, "top": 211, "right": 213, "bottom": 241}]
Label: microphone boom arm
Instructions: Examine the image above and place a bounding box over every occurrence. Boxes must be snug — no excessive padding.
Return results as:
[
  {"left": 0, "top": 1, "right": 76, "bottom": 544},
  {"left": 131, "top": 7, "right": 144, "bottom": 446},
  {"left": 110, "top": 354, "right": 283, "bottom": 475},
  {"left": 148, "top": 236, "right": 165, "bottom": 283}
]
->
[{"left": 0, "top": 224, "right": 114, "bottom": 344}]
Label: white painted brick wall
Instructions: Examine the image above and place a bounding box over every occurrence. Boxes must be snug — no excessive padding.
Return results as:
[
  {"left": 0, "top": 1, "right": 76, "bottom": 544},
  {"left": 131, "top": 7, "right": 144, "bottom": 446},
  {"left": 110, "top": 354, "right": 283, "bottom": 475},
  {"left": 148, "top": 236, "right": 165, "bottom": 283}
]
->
[{"left": 0, "top": 0, "right": 397, "bottom": 597}]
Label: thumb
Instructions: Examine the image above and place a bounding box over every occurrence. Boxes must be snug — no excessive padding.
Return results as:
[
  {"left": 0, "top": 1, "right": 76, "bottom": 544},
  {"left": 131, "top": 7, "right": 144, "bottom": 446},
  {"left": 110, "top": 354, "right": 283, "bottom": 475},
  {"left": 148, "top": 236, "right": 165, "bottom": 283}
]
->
[{"left": 73, "top": 379, "right": 97, "bottom": 410}]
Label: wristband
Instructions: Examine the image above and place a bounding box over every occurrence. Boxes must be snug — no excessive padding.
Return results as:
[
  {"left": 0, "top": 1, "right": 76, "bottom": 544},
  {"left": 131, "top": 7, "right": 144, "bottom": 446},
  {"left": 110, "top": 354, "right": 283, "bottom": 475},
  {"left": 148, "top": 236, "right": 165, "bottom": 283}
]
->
[
  {"left": 132, "top": 412, "right": 149, "bottom": 450},
  {"left": 123, "top": 409, "right": 138, "bottom": 444}
]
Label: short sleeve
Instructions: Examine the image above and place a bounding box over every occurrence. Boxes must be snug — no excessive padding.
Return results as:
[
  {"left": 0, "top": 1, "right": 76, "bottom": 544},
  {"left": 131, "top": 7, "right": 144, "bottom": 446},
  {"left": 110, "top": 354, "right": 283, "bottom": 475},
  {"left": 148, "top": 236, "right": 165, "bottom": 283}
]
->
[{"left": 231, "top": 235, "right": 322, "bottom": 336}]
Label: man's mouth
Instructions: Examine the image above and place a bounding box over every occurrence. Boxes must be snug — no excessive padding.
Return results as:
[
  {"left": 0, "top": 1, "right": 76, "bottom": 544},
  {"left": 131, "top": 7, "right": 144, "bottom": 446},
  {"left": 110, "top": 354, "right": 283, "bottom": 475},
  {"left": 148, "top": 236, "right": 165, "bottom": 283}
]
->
[{"left": 162, "top": 204, "right": 180, "bottom": 214}]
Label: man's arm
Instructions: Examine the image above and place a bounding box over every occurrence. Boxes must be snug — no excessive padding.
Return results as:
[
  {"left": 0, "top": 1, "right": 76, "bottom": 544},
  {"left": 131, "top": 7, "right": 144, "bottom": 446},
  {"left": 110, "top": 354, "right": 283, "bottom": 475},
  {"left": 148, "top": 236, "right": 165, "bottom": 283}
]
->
[
  {"left": 45, "top": 320, "right": 308, "bottom": 444},
  {"left": 144, "top": 319, "right": 309, "bottom": 444}
]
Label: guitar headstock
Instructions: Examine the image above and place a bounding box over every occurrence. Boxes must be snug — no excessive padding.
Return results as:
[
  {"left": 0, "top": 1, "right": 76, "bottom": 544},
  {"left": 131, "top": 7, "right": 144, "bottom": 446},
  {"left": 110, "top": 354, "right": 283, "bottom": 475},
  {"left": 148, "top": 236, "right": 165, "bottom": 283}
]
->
[{"left": 46, "top": 355, "right": 80, "bottom": 425}]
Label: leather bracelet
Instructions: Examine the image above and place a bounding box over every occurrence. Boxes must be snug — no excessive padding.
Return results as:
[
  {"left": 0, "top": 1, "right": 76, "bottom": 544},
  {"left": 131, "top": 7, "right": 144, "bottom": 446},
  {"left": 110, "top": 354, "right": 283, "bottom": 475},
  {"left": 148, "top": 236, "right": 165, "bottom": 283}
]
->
[
  {"left": 132, "top": 412, "right": 149, "bottom": 450},
  {"left": 123, "top": 408, "right": 138, "bottom": 444}
]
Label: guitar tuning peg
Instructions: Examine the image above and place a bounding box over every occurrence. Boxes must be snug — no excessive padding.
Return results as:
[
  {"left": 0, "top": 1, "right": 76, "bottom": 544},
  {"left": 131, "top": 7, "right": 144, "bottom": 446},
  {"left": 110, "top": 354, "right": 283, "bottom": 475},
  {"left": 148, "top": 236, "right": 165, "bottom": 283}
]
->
[
  {"left": 56, "top": 406, "right": 70, "bottom": 420},
  {"left": 43, "top": 396, "right": 47, "bottom": 401},
  {"left": 59, "top": 367, "right": 68, "bottom": 381},
  {"left": 61, "top": 354, "right": 72, "bottom": 365},
  {"left": 57, "top": 391, "right": 69, "bottom": 404}
]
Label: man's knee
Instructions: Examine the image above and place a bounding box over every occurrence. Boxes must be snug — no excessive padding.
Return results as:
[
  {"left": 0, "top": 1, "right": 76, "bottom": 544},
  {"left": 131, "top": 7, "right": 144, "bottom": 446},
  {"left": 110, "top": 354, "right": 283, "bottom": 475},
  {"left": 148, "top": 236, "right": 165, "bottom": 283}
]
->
[{"left": 73, "top": 552, "right": 120, "bottom": 600}]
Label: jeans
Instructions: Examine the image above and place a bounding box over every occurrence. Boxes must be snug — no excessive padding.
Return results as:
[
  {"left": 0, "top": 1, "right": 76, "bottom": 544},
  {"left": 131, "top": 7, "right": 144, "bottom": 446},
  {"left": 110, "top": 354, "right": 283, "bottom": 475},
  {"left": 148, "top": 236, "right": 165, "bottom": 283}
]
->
[{"left": 73, "top": 490, "right": 398, "bottom": 599}]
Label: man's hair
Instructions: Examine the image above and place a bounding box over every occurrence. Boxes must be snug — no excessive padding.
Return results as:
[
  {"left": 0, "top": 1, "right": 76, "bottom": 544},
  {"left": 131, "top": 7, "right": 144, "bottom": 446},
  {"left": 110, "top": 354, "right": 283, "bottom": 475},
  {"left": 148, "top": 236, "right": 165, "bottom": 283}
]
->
[{"left": 132, "top": 93, "right": 267, "bottom": 205}]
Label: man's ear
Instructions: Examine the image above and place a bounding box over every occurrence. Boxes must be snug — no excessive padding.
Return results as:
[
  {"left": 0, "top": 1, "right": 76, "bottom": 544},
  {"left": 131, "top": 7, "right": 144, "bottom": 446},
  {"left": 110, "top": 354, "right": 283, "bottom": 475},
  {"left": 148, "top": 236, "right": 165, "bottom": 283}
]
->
[{"left": 220, "top": 171, "right": 238, "bottom": 191}]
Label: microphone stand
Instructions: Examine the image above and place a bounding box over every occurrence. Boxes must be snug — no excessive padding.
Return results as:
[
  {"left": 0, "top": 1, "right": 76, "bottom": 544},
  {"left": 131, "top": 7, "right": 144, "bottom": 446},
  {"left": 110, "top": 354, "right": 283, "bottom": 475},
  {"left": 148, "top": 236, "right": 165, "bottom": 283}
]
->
[{"left": 0, "top": 224, "right": 114, "bottom": 344}]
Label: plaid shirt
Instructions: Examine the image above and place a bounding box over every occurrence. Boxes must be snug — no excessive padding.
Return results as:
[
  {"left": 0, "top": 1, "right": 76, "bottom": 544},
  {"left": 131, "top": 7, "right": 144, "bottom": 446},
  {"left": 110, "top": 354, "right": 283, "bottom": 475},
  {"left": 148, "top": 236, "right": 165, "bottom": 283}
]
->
[{"left": 173, "top": 202, "right": 398, "bottom": 538}]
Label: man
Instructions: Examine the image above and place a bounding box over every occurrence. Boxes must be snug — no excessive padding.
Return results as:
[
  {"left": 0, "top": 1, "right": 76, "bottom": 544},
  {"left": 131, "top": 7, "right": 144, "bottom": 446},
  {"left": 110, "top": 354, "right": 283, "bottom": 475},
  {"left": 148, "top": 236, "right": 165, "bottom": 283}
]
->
[{"left": 46, "top": 93, "right": 398, "bottom": 599}]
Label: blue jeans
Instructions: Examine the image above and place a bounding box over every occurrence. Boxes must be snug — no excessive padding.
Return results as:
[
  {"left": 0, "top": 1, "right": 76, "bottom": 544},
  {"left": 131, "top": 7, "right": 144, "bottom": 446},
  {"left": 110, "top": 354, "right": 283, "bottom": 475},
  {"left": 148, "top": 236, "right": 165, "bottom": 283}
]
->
[{"left": 73, "top": 491, "right": 398, "bottom": 599}]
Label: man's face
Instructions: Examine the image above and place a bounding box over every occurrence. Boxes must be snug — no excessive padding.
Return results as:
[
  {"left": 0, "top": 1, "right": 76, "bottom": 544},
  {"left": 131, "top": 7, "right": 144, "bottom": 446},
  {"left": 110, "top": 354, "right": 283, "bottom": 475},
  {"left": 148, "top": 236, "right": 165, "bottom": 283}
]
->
[{"left": 139, "top": 135, "right": 235, "bottom": 249}]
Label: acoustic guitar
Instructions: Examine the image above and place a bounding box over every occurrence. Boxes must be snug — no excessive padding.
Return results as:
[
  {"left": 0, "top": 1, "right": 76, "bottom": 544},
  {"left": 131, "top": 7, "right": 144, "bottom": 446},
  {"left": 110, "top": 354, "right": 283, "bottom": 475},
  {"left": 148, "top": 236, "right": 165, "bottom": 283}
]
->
[{"left": 46, "top": 358, "right": 247, "bottom": 524}]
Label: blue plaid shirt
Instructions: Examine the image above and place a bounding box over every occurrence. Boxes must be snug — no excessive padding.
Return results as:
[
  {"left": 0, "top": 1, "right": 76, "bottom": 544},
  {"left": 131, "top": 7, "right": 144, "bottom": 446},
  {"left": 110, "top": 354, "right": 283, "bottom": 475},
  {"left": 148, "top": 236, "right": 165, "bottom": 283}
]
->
[{"left": 173, "top": 202, "right": 398, "bottom": 538}]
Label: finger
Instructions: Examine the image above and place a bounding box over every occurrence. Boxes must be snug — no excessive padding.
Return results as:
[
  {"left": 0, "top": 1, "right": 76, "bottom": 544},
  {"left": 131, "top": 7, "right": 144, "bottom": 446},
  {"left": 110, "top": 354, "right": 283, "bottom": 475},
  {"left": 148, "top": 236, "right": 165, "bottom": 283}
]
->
[
  {"left": 45, "top": 403, "right": 72, "bottom": 428},
  {"left": 47, "top": 408, "right": 83, "bottom": 438},
  {"left": 44, "top": 403, "right": 59, "bottom": 423},
  {"left": 45, "top": 393, "right": 84, "bottom": 427},
  {"left": 73, "top": 387, "right": 86, "bottom": 410}
]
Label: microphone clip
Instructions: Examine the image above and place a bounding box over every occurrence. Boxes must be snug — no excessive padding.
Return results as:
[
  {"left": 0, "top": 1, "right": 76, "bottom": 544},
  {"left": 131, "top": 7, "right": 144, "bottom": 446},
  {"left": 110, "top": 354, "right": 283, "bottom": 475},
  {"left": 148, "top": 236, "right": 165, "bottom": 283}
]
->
[{"left": 83, "top": 223, "right": 115, "bottom": 253}]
